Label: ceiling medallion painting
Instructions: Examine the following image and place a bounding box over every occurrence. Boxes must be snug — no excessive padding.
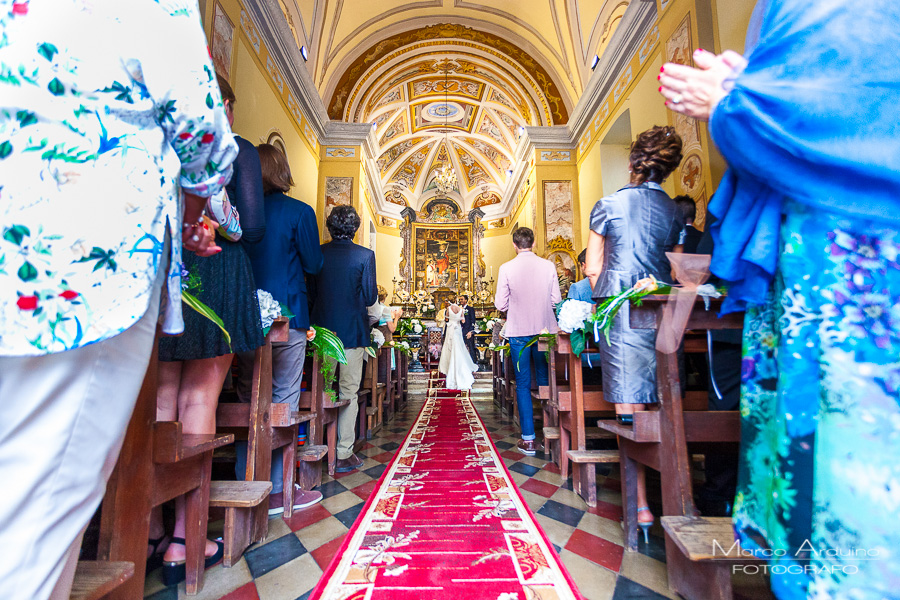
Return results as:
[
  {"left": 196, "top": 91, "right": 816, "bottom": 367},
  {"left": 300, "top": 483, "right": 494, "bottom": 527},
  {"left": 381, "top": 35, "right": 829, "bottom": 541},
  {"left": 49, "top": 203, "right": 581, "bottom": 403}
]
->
[
  {"left": 327, "top": 24, "right": 569, "bottom": 124},
  {"left": 411, "top": 101, "right": 476, "bottom": 133}
]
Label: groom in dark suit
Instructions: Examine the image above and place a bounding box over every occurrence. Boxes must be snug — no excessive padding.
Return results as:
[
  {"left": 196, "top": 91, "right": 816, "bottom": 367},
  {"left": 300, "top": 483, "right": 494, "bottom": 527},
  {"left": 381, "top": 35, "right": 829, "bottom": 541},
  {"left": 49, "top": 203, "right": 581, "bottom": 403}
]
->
[
  {"left": 309, "top": 205, "right": 377, "bottom": 473},
  {"left": 459, "top": 294, "right": 478, "bottom": 364}
]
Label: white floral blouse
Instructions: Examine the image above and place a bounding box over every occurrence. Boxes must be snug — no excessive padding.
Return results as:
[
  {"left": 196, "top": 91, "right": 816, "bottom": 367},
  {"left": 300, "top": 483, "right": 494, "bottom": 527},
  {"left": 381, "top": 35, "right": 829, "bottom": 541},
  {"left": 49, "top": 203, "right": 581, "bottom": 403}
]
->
[{"left": 0, "top": 0, "right": 239, "bottom": 356}]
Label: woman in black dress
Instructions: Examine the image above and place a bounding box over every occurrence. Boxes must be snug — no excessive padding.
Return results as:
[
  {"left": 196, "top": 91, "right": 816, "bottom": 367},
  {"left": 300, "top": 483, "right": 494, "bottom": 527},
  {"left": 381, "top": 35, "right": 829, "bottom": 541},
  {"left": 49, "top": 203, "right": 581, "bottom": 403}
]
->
[{"left": 150, "top": 75, "right": 265, "bottom": 584}]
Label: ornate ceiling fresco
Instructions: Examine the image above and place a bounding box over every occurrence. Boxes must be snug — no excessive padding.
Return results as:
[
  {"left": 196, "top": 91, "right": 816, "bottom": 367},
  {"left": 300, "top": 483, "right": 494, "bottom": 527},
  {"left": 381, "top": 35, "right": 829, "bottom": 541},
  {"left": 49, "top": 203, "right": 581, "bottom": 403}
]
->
[{"left": 277, "top": 0, "right": 631, "bottom": 218}]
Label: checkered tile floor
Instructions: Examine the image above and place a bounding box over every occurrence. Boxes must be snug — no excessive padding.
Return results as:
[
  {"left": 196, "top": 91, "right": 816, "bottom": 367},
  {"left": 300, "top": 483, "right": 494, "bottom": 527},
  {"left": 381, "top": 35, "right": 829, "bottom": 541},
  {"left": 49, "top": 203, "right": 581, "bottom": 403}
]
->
[{"left": 144, "top": 396, "right": 774, "bottom": 600}]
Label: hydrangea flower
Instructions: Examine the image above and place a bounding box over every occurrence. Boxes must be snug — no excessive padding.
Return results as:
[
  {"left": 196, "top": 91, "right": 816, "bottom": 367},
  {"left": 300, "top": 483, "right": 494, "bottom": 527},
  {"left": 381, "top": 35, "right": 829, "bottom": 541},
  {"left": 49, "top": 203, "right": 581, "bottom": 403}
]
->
[
  {"left": 556, "top": 299, "right": 595, "bottom": 333},
  {"left": 371, "top": 328, "right": 385, "bottom": 348},
  {"left": 256, "top": 289, "right": 281, "bottom": 329}
]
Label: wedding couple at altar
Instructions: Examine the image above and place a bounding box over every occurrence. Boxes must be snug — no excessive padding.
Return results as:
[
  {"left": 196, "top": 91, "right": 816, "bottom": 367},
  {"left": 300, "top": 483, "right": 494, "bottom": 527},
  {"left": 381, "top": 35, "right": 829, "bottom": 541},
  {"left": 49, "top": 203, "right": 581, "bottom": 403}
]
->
[{"left": 438, "top": 295, "right": 478, "bottom": 390}]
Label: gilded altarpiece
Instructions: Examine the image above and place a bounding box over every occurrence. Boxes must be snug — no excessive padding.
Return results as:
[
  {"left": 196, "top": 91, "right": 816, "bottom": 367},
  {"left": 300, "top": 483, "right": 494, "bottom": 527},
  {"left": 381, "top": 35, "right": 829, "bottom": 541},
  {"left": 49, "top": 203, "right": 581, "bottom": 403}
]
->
[{"left": 412, "top": 224, "right": 473, "bottom": 295}]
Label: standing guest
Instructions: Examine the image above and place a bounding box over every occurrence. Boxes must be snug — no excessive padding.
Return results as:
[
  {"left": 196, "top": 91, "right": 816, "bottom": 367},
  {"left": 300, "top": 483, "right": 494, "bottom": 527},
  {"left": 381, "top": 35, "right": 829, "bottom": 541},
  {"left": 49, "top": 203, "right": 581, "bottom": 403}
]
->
[
  {"left": 672, "top": 195, "right": 702, "bottom": 254},
  {"left": 309, "top": 206, "right": 377, "bottom": 473},
  {"left": 235, "top": 143, "right": 324, "bottom": 514},
  {"left": 495, "top": 227, "right": 562, "bottom": 455},
  {"left": 660, "top": 1, "right": 900, "bottom": 596},
  {"left": 584, "top": 125, "right": 684, "bottom": 543},
  {"left": 567, "top": 250, "right": 602, "bottom": 386},
  {"left": 152, "top": 73, "right": 266, "bottom": 585},
  {"left": 0, "top": 2, "right": 234, "bottom": 598},
  {"left": 459, "top": 294, "right": 478, "bottom": 363},
  {"left": 368, "top": 286, "right": 403, "bottom": 384}
]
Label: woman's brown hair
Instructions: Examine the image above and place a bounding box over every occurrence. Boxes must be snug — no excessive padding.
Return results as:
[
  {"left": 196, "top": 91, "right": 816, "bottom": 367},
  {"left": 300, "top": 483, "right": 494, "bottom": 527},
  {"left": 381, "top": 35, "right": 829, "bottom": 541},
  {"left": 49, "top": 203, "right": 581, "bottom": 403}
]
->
[
  {"left": 257, "top": 143, "right": 294, "bottom": 195},
  {"left": 629, "top": 125, "right": 683, "bottom": 185}
]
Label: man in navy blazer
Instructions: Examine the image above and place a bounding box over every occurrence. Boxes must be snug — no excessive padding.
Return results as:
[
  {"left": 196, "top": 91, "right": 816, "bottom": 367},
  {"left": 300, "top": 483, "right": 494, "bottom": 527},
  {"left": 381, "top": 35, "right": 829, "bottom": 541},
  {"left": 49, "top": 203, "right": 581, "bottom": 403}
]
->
[
  {"left": 238, "top": 143, "right": 324, "bottom": 512},
  {"left": 309, "top": 205, "right": 377, "bottom": 473}
]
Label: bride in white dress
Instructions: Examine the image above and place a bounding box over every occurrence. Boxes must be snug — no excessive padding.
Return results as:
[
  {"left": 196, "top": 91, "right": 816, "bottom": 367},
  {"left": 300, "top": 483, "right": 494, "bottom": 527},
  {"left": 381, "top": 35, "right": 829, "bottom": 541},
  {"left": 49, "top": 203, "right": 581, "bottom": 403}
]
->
[{"left": 439, "top": 302, "right": 478, "bottom": 390}]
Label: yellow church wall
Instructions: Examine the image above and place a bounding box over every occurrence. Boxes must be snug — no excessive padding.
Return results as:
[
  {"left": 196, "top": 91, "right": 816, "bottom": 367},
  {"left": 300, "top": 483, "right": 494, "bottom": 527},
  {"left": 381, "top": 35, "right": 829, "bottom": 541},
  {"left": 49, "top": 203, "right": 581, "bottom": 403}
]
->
[
  {"left": 574, "top": 0, "right": 754, "bottom": 236},
  {"left": 481, "top": 235, "right": 516, "bottom": 283},
  {"left": 374, "top": 234, "right": 405, "bottom": 294},
  {"left": 200, "top": 0, "right": 322, "bottom": 218},
  {"left": 231, "top": 42, "right": 319, "bottom": 209}
]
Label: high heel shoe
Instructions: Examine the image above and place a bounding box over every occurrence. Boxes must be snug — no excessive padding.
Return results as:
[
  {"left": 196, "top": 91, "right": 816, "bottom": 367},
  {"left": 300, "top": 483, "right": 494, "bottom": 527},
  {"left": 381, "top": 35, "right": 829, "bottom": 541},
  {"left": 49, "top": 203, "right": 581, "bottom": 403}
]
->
[
  {"left": 146, "top": 535, "right": 169, "bottom": 573},
  {"left": 637, "top": 506, "right": 654, "bottom": 544},
  {"left": 161, "top": 537, "right": 224, "bottom": 587},
  {"left": 616, "top": 413, "right": 634, "bottom": 426}
]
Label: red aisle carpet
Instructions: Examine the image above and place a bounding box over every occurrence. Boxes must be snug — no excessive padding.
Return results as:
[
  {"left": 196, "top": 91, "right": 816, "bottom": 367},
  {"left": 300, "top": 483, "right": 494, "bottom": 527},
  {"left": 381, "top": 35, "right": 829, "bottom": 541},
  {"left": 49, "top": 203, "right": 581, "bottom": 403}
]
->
[{"left": 310, "top": 377, "right": 583, "bottom": 600}]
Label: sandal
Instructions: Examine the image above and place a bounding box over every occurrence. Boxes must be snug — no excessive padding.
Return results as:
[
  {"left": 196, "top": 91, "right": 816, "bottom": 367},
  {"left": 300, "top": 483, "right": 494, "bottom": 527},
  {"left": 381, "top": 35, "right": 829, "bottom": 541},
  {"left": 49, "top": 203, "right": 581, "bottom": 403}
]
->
[
  {"left": 161, "top": 536, "right": 224, "bottom": 587},
  {"left": 146, "top": 535, "right": 169, "bottom": 573}
]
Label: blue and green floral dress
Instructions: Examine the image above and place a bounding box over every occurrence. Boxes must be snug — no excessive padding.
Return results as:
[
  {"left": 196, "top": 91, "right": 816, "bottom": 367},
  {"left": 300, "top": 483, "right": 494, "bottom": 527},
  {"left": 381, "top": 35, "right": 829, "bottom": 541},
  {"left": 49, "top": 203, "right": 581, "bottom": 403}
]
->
[{"left": 734, "top": 202, "right": 900, "bottom": 599}]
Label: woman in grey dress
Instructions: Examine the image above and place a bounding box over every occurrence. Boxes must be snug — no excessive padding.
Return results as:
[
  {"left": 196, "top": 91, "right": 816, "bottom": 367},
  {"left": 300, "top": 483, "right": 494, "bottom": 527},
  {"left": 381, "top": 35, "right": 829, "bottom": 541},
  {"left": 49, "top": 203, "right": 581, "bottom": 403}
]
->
[{"left": 584, "top": 125, "right": 684, "bottom": 542}]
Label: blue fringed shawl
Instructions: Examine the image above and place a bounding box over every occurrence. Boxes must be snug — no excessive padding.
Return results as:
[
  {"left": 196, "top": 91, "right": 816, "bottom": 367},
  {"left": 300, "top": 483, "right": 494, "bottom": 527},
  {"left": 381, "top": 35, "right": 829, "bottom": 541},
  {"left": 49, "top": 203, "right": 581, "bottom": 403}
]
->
[{"left": 708, "top": 0, "right": 900, "bottom": 313}]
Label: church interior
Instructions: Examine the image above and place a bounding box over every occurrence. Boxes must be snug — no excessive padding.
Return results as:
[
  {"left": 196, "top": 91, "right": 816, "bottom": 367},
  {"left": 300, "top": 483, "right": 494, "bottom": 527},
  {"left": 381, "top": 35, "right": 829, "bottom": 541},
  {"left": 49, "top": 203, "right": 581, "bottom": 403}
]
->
[{"left": 59, "top": 0, "right": 774, "bottom": 598}]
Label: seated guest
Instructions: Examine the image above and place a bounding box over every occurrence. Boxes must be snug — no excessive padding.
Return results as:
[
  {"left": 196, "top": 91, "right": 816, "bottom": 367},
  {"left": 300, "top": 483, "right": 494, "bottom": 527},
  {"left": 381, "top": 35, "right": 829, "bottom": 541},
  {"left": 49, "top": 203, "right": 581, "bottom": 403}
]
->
[
  {"left": 235, "top": 143, "right": 324, "bottom": 514},
  {"left": 309, "top": 206, "right": 377, "bottom": 473},
  {"left": 495, "top": 227, "right": 562, "bottom": 455}
]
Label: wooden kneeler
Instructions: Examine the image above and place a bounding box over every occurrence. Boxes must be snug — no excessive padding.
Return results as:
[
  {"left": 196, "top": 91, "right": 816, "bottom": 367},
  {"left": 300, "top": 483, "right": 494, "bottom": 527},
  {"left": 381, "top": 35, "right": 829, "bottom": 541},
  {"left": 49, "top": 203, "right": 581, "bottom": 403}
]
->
[
  {"left": 209, "top": 481, "right": 272, "bottom": 567},
  {"left": 302, "top": 352, "right": 338, "bottom": 479}
]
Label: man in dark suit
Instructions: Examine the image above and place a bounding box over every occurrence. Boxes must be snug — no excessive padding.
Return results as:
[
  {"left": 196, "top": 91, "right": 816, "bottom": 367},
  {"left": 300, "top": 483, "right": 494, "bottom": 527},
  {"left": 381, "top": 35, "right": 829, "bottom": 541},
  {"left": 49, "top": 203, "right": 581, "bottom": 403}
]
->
[
  {"left": 238, "top": 143, "right": 324, "bottom": 512},
  {"left": 459, "top": 294, "right": 478, "bottom": 365},
  {"left": 309, "top": 205, "right": 377, "bottom": 473}
]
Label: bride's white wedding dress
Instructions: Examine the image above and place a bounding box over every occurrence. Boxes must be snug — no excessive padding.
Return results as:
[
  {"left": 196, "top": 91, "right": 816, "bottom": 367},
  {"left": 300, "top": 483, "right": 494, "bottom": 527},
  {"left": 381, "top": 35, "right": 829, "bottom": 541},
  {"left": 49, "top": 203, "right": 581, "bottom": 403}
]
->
[{"left": 439, "top": 304, "right": 477, "bottom": 390}]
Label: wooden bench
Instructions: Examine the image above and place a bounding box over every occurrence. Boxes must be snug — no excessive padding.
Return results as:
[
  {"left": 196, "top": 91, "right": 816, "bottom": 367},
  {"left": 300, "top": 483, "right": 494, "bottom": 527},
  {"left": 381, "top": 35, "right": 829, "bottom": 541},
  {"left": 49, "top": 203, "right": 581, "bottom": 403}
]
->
[
  {"left": 209, "top": 480, "right": 273, "bottom": 567},
  {"left": 98, "top": 337, "right": 234, "bottom": 597},
  {"left": 301, "top": 351, "right": 340, "bottom": 477},
  {"left": 359, "top": 349, "right": 386, "bottom": 439},
  {"left": 70, "top": 561, "right": 134, "bottom": 600},
  {"left": 661, "top": 516, "right": 758, "bottom": 600}
]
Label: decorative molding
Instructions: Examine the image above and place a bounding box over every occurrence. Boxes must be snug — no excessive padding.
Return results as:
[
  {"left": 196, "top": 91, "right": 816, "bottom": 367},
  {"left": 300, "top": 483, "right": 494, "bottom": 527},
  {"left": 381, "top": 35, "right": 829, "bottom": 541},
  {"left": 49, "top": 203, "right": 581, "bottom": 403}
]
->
[
  {"left": 539, "top": 150, "right": 572, "bottom": 161},
  {"left": 567, "top": 0, "right": 657, "bottom": 142},
  {"left": 325, "top": 147, "right": 357, "bottom": 158}
]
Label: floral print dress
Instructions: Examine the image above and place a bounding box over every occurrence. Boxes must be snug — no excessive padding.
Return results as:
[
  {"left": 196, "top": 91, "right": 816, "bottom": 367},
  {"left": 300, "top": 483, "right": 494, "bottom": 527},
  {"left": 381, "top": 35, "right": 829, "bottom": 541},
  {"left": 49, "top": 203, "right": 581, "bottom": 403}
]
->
[
  {"left": 735, "top": 201, "right": 900, "bottom": 599},
  {"left": 0, "top": 0, "right": 238, "bottom": 356}
]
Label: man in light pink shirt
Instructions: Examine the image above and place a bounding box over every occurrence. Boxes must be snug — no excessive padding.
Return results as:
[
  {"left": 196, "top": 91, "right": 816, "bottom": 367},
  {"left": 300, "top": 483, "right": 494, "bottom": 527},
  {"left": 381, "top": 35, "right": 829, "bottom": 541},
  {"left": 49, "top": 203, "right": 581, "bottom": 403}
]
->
[{"left": 495, "top": 227, "right": 561, "bottom": 455}]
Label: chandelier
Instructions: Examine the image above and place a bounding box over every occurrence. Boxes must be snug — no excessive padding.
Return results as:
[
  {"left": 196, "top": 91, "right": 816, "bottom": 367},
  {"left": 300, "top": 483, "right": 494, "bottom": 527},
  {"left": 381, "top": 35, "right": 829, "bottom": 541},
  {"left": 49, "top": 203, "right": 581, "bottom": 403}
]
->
[{"left": 434, "top": 63, "right": 457, "bottom": 196}]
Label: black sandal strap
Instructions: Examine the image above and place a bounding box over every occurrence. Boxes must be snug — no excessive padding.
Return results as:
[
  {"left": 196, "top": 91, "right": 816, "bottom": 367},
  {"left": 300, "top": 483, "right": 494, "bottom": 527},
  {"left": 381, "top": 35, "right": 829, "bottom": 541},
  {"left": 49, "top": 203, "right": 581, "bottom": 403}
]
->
[{"left": 169, "top": 536, "right": 186, "bottom": 546}]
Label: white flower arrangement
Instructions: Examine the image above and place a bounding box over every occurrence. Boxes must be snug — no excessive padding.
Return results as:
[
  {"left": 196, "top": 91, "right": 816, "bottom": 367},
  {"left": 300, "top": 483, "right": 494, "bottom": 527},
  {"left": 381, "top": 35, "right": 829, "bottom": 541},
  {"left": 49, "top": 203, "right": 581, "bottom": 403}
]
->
[
  {"left": 480, "top": 317, "right": 501, "bottom": 333},
  {"left": 556, "top": 299, "right": 595, "bottom": 333},
  {"left": 412, "top": 319, "right": 424, "bottom": 334},
  {"left": 256, "top": 289, "right": 282, "bottom": 329},
  {"left": 371, "top": 328, "right": 386, "bottom": 348}
]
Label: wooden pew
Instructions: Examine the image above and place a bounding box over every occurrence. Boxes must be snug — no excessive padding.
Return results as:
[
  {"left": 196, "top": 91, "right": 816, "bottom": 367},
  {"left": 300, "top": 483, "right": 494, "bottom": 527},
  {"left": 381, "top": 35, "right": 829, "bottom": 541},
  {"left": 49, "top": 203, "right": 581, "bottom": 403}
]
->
[
  {"left": 70, "top": 561, "right": 134, "bottom": 600},
  {"left": 359, "top": 349, "right": 385, "bottom": 439},
  {"left": 598, "top": 296, "right": 743, "bottom": 600},
  {"left": 296, "top": 351, "right": 330, "bottom": 488},
  {"left": 98, "top": 337, "right": 233, "bottom": 597},
  {"left": 395, "top": 350, "right": 409, "bottom": 413},
  {"left": 380, "top": 347, "right": 396, "bottom": 422}
]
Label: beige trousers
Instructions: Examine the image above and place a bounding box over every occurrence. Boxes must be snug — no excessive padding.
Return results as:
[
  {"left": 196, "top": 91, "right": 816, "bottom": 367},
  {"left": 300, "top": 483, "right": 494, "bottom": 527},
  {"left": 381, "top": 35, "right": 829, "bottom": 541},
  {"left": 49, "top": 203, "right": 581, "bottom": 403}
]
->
[
  {"left": 0, "top": 266, "right": 163, "bottom": 600},
  {"left": 327, "top": 347, "right": 367, "bottom": 460}
]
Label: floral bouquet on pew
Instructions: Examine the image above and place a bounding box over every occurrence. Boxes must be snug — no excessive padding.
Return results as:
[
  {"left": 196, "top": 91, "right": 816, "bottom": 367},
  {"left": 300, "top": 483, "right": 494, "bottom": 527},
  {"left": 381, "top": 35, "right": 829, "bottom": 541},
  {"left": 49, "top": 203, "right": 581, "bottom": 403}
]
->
[
  {"left": 396, "top": 317, "right": 424, "bottom": 336},
  {"left": 478, "top": 316, "right": 501, "bottom": 333},
  {"left": 307, "top": 325, "right": 347, "bottom": 403},
  {"left": 256, "top": 289, "right": 294, "bottom": 336},
  {"left": 365, "top": 328, "right": 386, "bottom": 358},
  {"left": 387, "top": 339, "right": 412, "bottom": 357},
  {"left": 587, "top": 276, "right": 670, "bottom": 346},
  {"left": 180, "top": 263, "right": 231, "bottom": 348},
  {"left": 488, "top": 341, "right": 510, "bottom": 356}
]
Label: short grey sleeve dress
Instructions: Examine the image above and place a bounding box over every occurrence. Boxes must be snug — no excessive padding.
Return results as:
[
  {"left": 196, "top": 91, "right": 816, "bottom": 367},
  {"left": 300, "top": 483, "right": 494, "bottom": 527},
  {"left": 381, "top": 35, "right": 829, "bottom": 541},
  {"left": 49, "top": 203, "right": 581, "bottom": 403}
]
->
[{"left": 589, "top": 182, "right": 684, "bottom": 403}]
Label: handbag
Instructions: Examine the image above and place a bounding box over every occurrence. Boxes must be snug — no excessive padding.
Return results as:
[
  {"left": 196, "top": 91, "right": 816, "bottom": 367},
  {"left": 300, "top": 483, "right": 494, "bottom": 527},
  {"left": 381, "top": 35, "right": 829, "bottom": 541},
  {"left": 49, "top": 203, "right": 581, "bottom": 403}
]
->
[{"left": 204, "top": 188, "right": 242, "bottom": 242}]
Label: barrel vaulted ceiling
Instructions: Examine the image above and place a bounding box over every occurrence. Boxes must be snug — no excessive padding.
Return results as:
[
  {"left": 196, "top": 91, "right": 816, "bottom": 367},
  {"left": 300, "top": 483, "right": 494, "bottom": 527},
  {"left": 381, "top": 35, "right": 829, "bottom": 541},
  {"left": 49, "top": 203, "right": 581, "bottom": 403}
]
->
[{"left": 276, "top": 0, "right": 631, "bottom": 216}]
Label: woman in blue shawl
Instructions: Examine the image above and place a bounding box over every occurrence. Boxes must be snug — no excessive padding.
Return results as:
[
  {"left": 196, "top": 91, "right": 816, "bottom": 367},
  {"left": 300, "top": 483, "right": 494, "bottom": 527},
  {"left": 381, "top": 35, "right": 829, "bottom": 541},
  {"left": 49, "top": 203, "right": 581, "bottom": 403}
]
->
[{"left": 660, "top": 1, "right": 900, "bottom": 598}]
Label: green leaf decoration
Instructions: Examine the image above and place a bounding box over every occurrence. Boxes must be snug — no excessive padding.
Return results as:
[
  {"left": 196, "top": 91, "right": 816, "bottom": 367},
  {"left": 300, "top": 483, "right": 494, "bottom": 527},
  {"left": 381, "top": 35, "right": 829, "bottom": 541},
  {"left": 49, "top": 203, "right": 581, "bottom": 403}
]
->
[
  {"left": 365, "top": 346, "right": 377, "bottom": 358},
  {"left": 309, "top": 325, "right": 348, "bottom": 365},
  {"left": 182, "top": 290, "right": 232, "bottom": 349},
  {"left": 37, "top": 42, "right": 58, "bottom": 62},
  {"left": 570, "top": 328, "right": 585, "bottom": 357},
  {"left": 16, "top": 110, "right": 37, "bottom": 127},
  {"left": 17, "top": 261, "right": 37, "bottom": 282},
  {"left": 48, "top": 77, "right": 65, "bottom": 96},
  {"left": 0, "top": 140, "right": 11, "bottom": 159}
]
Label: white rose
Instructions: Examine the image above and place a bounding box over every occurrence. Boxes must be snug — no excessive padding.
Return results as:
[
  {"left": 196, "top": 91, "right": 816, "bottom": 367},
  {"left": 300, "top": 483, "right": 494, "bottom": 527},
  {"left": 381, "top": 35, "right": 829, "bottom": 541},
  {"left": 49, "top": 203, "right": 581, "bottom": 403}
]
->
[
  {"left": 371, "top": 328, "right": 385, "bottom": 348},
  {"left": 256, "top": 289, "right": 282, "bottom": 329}
]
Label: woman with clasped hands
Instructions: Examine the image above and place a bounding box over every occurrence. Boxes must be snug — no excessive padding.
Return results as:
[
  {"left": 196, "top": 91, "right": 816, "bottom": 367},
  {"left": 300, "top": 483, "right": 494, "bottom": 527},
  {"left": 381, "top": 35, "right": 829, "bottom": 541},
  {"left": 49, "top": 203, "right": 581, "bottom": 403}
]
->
[
  {"left": 0, "top": 2, "right": 237, "bottom": 598},
  {"left": 660, "top": 1, "right": 900, "bottom": 597}
]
